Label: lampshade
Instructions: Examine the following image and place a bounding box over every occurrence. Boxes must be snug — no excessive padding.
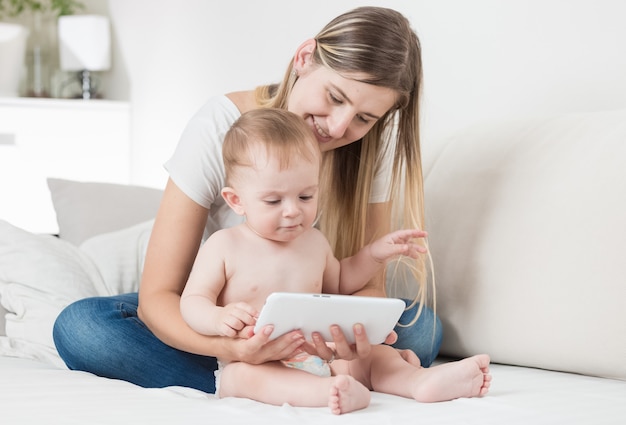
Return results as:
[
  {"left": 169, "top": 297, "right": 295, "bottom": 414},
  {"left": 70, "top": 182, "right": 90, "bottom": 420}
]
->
[{"left": 58, "top": 15, "right": 111, "bottom": 72}]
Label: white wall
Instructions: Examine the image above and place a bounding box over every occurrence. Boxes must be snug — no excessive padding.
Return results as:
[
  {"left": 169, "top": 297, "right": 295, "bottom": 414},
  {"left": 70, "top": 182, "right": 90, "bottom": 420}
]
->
[{"left": 87, "top": 0, "right": 626, "bottom": 188}]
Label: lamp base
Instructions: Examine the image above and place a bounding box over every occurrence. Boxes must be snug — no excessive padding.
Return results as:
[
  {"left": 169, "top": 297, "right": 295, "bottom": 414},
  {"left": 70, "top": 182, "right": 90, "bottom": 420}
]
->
[
  {"left": 77, "top": 70, "right": 98, "bottom": 99},
  {"left": 58, "top": 70, "right": 102, "bottom": 99}
]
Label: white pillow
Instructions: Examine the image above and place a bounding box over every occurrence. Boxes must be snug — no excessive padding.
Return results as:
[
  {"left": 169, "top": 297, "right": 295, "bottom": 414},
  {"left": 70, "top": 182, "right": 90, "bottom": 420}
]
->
[
  {"left": 0, "top": 220, "right": 104, "bottom": 365},
  {"left": 0, "top": 303, "right": 7, "bottom": 337},
  {"left": 47, "top": 178, "right": 162, "bottom": 245},
  {"left": 0, "top": 219, "right": 153, "bottom": 365},
  {"left": 80, "top": 220, "right": 153, "bottom": 295},
  {"left": 425, "top": 109, "right": 626, "bottom": 380}
]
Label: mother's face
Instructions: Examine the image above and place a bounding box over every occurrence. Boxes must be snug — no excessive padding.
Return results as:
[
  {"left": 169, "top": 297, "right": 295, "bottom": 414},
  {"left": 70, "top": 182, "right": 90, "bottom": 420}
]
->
[{"left": 288, "top": 64, "right": 397, "bottom": 152}]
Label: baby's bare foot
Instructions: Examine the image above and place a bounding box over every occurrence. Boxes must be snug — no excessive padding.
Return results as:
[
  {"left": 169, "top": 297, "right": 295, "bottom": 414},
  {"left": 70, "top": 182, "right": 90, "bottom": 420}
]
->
[
  {"left": 328, "top": 375, "right": 371, "bottom": 415},
  {"left": 411, "top": 354, "right": 491, "bottom": 403}
]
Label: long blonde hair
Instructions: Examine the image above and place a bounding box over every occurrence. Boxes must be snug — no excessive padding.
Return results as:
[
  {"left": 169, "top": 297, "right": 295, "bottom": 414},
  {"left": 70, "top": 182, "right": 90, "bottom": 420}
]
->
[{"left": 255, "top": 7, "right": 433, "bottom": 325}]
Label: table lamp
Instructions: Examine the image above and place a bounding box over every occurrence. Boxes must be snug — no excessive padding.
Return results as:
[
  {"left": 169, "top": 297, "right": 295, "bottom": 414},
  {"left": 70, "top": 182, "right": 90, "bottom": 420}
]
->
[{"left": 58, "top": 15, "right": 111, "bottom": 99}]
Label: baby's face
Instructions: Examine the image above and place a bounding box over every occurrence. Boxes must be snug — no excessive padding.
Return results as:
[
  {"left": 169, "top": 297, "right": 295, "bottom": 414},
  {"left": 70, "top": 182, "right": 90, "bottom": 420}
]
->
[{"left": 236, "top": 150, "right": 320, "bottom": 243}]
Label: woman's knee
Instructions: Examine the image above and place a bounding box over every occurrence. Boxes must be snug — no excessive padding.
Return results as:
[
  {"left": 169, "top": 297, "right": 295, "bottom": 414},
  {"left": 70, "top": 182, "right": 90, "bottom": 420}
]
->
[{"left": 53, "top": 294, "right": 138, "bottom": 369}]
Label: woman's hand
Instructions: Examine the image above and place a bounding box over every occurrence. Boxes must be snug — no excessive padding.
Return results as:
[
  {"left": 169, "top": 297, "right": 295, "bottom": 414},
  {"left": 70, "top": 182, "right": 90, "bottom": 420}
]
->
[
  {"left": 305, "top": 324, "right": 398, "bottom": 362},
  {"left": 231, "top": 325, "right": 306, "bottom": 365},
  {"left": 304, "top": 324, "right": 420, "bottom": 368},
  {"left": 230, "top": 323, "right": 409, "bottom": 366}
]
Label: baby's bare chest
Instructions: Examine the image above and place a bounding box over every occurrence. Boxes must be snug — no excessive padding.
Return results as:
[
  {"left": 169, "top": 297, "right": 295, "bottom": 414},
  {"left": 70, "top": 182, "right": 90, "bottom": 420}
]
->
[{"left": 220, "top": 243, "right": 326, "bottom": 309}]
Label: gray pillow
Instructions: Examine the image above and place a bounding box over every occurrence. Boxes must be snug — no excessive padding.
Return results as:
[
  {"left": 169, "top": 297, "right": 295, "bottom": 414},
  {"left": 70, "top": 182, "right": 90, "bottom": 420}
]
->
[{"left": 47, "top": 178, "right": 163, "bottom": 245}]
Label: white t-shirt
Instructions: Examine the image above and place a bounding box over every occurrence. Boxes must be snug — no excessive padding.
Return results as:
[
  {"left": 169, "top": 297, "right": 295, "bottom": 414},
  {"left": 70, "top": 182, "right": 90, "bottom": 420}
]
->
[{"left": 165, "top": 95, "right": 393, "bottom": 239}]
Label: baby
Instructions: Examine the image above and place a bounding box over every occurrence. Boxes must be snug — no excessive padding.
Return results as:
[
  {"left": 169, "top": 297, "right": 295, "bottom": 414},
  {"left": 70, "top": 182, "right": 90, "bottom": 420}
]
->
[{"left": 180, "top": 108, "right": 490, "bottom": 414}]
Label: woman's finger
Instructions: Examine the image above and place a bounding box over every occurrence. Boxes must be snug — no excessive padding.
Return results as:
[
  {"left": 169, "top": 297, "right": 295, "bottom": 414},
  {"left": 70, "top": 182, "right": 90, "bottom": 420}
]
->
[
  {"left": 242, "top": 326, "right": 305, "bottom": 364},
  {"left": 351, "top": 323, "right": 372, "bottom": 359},
  {"left": 309, "top": 332, "right": 335, "bottom": 361},
  {"left": 331, "top": 325, "right": 358, "bottom": 361},
  {"left": 384, "top": 329, "right": 398, "bottom": 345}
]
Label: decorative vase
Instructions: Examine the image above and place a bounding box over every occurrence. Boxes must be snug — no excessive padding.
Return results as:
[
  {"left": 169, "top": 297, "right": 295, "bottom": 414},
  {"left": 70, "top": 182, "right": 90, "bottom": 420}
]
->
[
  {"left": 23, "top": 11, "right": 56, "bottom": 98},
  {"left": 0, "top": 22, "right": 29, "bottom": 97}
]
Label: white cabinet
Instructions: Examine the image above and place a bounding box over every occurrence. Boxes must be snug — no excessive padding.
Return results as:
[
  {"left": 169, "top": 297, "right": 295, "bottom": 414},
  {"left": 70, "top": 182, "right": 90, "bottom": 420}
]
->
[{"left": 0, "top": 97, "right": 131, "bottom": 234}]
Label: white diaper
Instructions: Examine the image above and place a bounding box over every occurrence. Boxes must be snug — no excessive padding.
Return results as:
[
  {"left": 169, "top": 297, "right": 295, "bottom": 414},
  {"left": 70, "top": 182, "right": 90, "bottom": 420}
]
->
[
  {"left": 214, "top": 360, "right": 226, "bottom": 398},
  {"left": 281, "top": 352, "right": 331, "bottom": 377}
]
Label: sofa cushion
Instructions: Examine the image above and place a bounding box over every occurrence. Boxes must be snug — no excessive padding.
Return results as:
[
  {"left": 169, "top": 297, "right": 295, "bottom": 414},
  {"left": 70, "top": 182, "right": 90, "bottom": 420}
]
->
[
  {"left": 47, "top": 178, "right": 162, "bottom": 245},
  {"left": 424, "top": 109, "right": 626, "bottom": 380}
]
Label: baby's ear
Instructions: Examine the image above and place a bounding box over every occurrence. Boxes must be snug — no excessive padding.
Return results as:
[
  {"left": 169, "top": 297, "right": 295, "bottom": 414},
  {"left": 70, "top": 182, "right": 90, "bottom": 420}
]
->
[{"left": 221, "top": 187, "right": 245, "bottom": 215}]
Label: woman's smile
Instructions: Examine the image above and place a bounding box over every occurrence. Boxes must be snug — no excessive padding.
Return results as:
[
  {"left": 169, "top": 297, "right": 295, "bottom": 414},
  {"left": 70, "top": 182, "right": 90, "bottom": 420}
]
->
[{"left": 312, "top": 117, "right": 330, "bottom": 139}]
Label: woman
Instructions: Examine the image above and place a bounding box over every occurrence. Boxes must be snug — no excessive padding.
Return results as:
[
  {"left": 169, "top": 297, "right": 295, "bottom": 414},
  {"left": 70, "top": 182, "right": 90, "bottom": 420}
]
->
[{"left": 53, "top": 6, "right": 442, "bottom": 393}]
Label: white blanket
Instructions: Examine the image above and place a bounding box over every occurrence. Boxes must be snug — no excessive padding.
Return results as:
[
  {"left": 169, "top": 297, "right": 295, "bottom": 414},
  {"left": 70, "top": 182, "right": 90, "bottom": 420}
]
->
[{"left": 2, "top": 356, "right": 625, "bottom": 425}]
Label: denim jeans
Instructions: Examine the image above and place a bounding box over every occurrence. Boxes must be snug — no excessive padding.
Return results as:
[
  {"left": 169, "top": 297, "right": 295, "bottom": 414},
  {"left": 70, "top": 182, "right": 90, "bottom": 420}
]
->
[{"left": 53, "top": 293, "right": 442, "bottom": 393}]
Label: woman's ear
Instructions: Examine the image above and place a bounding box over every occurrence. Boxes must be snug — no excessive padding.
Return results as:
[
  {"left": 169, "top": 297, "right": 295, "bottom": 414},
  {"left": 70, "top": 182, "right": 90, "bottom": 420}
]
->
[
  {"left": 221, "top": 187, "right": 245, "bottom": 216},
  {"left": 293, "top": 38, "right": 317, "bottom": 75}
]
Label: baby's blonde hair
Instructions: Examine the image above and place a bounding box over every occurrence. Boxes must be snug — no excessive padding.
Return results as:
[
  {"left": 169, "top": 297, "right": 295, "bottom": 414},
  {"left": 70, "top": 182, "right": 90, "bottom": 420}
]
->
[{"left": 223, "top": 109, "right": 321, "bottom": 185}]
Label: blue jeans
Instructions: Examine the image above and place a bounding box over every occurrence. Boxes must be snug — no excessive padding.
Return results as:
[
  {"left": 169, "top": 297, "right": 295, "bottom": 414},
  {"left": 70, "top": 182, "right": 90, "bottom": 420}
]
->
[{"left": 53, "top": 293, "right": 442, "bottom": 393}]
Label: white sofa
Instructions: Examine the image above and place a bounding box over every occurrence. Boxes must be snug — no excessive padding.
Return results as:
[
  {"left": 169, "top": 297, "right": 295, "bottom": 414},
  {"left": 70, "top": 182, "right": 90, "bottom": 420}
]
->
[{"left": 1, "top": 109, "right": 625, "bottom": 424}]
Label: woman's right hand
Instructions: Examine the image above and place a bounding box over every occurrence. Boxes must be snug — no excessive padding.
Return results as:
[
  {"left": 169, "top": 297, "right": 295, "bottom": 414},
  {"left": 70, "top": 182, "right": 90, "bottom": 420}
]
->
[
  {"left": 306, "top": 323, "right": 389, "bottom": 362},
  {"left": 232, "top": 325, "right": 306, "bottom": 365}
]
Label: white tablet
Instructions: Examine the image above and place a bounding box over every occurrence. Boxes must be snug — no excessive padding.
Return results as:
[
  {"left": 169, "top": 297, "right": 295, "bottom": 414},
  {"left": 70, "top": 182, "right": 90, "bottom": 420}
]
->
[{"left": 254, "top": 292, "right": 406, "bottom": 344}]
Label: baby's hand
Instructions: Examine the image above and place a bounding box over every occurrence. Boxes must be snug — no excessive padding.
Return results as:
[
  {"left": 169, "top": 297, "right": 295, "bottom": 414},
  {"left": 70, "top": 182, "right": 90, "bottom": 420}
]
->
[
  {"left": 217, "top": 302, "right": 258, "bottom": 337},
  {"left": 369, "top": 229, "right": 428, "bottom": 263}
]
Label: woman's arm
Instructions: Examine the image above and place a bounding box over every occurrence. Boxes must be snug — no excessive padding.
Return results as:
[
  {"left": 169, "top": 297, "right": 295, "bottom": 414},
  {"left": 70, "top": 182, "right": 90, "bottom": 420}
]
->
[
  {"left": 138, "top": 179, "right": 208, "bottom": 351},
  {"left": 138, "top": 179, "right": 304, "bottom": 361}
]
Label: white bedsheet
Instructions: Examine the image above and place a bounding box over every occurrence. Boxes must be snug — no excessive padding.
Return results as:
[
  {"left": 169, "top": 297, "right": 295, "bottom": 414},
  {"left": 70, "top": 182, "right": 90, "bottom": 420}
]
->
[{"left": 2, "top": 356, "right": 625, "bottom": 425}]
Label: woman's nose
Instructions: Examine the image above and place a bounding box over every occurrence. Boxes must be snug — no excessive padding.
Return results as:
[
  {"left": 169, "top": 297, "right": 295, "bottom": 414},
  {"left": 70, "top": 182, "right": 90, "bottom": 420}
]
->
[{"left": 327, "top": 109, "right": 353, "bottom": 139}]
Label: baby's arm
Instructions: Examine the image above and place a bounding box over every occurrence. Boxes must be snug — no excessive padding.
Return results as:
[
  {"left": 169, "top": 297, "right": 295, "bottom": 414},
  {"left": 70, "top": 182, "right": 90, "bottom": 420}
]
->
[
  {"left": 328, "top": 229, "right": 427, "bottom": 295},
  {"left": 182, "top": 296, "right": 257, "bottom": 338},
  {"left": 180, "top": 231, "right": 258, "bottom": 337}
]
